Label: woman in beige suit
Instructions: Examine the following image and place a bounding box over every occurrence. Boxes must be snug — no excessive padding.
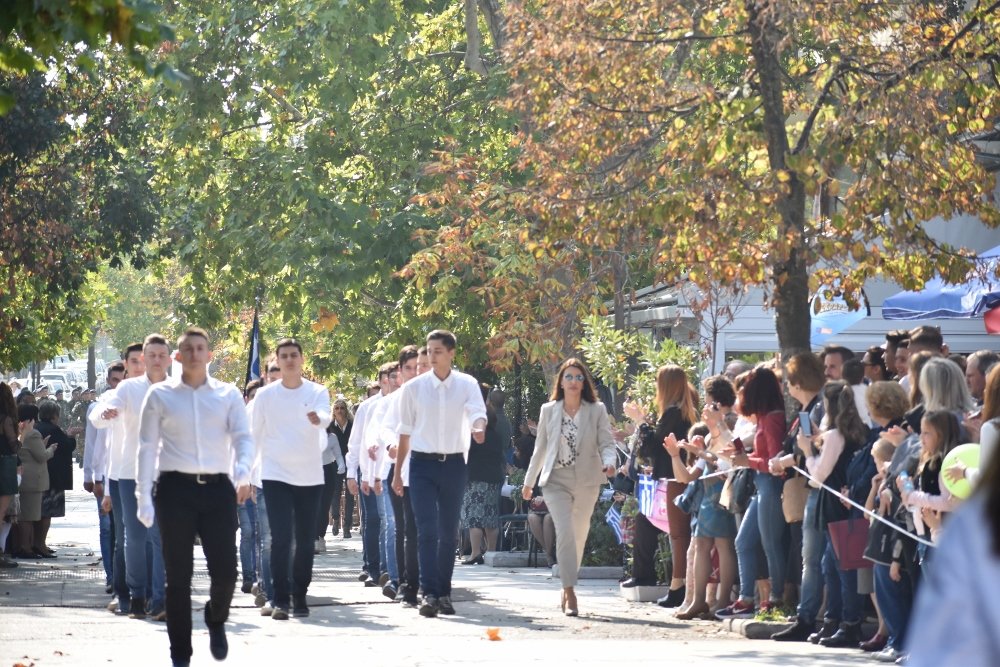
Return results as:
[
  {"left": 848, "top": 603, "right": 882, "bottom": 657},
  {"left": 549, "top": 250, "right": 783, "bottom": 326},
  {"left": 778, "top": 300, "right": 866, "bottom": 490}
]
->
[
  {"left": 14, "top": 404, "right": 56, "bottom": 559},
  {"left": 523, "top": 358, "right": 616, "bottom": 616}
]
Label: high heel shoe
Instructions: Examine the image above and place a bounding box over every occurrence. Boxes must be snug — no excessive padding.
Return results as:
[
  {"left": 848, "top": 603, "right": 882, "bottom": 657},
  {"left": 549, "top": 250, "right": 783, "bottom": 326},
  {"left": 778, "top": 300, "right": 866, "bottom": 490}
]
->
[
  {"left": 564, "top": 588, "right": 578, "bottom": 617},
  {"left": 460, "top": 554, "right": 485, "bottom": 565}
]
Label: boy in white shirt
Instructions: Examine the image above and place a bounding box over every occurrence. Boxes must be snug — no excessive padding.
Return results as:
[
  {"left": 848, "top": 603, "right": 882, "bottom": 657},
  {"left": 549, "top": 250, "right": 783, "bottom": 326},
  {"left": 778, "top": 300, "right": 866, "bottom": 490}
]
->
[{"left": 252, "top": 338, "right": 331, "bottom": 620}]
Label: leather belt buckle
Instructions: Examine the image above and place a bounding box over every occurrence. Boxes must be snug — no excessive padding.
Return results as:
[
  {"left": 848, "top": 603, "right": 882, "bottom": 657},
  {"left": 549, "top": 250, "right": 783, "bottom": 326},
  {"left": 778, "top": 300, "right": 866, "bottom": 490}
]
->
[
  {"left": 437, "top": 453, "right": 448, "bottom": 462},
  {"left": 195, "top": 473, "right": 209, "bottom": 485}
]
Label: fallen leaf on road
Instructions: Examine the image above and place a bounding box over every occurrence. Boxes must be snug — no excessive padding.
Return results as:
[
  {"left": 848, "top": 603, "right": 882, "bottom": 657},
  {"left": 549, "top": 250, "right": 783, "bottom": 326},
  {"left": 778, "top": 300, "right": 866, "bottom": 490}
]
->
[{"left": 486, "top": 627, "right": 501, "bottom": 641}]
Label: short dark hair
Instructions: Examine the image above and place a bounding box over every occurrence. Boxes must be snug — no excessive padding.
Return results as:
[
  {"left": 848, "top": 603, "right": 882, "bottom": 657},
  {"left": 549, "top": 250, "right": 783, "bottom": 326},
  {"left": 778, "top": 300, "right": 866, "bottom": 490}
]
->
[
  {"left": 123, "top": 343, "right": 143, "bottom": 359},
  {"left": 38, "top": 399, "right": 60, "bottom": 422},
  {"left": 909, "top": 325, "right": 943, "bottom": 352},
  {"left": 178, "top": 326, "right": 210, "bottom": 348},
  {"left": 143, "top": 334, "right": 170, "bottom": 350},
  {"left": 244, "top": 379, "right": 262, "bottom": 398},
  {"left": 702, "top": 374, "right": 737, "bottom": 408},
  {"left": 842, "top": 358, "right": 865, "bottom": 385},
  {"left": 274, "top": 338, "right": 302, "bottom": 356},
  {"left": 378, "top": 362, "right": 399, "bottom": 379},
  {"left": 18, "top": 404, "right": 38, "bottom": 422},
  {"left": 426, "top": 329, "right": 457, "bottom": 350},
  {"left": 107, "top": 361, "right": 125, "bottom": 379},
  {"left": 885, "top": 329, "right": 910, "bottom": 346},
  {"left": 398, "top": 345, "right": 419, "bottom": 366},
  {"left": 821, "top": 345, "right": 855, "bottom": 363},
  {"left": 417, "top": 346, "right": 427, "bottom": 356}
]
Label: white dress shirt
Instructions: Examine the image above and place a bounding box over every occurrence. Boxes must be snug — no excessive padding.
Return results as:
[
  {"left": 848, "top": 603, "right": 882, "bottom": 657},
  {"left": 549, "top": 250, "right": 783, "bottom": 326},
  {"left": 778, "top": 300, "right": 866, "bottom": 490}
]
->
[
  {"left": 252, "top": 379, "right": 331, "bottom": 487},
  {"left": 89, "top": 375, "right": 154, "bottom": 480},
  {"left": 83, "top": 402, "right": 108, "bottom": 485},
  {"left": 397, "top": 369, "right": 488, "bottom": 457},
  {"left": 345, "top": 394, "right": 382, "bottom": 481},
  {"left": 136, "top": 376, "right": 255, "bottom": 501},
  {"left": 362, "top": 392, "right": 396, "bottom": 483},
  {"left": 375, "top": 391, "right": 410, "bottom": 484}
]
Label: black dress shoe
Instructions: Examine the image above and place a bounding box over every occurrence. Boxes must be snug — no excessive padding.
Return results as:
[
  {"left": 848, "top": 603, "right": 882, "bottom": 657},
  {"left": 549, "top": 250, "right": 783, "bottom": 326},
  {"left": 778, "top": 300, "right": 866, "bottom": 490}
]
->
[
  {"left": 819, "top": 622, "right": 862, "bottom": 648},
  {"left": 208, "top": 622, "right": 228, "bottom": 660},
  {"left": 809, "top": 618, "right": 840, "bottom": 644},
  {"left": 438, "top": 595, "right": 455, "bottom": 615},
  {"left": 292, "top": 595, "right": 310, "bottom": 617},
  {"left": 419, "top": 596, "right": 439, "bottom": 618},
  {"left": 13, "top": 550, "right": 40, "bottom": 559},
  {"left": 461, "top": 554, "right": 485, "bottom": 565},
  {"left": 32, "top": 547, "right": 56, "bottom": 559},
  {"left": 772, "top": 618, "right": 816, "bottom": 642}
]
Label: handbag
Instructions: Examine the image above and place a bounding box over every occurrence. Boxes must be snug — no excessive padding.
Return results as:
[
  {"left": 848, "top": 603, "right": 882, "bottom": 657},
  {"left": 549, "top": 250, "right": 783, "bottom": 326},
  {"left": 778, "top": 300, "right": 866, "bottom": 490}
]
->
[
  {"left": 721, "top": 467, "right": 755, "bottom": 514},
  {"left": 828, "top": 517, "right": 873, "bottom": 570},
  {"left": 781, "top": 475, "right": 809, "bottom": 523},
  {"left": 863, "top": 517, "right": 896, "bottom": 566},
  {"left": 674, "top": 478, "right": 704, "bottom": 515},
  {"left": 642, "top": 479, "right": 672, "bottom": 533}
]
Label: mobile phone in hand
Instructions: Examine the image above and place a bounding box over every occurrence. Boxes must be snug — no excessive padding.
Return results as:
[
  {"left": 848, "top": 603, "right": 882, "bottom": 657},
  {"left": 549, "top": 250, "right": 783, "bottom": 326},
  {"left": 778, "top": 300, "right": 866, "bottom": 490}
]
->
[{"left": 798, "top": 412, "right": 812, "bottom": 436}]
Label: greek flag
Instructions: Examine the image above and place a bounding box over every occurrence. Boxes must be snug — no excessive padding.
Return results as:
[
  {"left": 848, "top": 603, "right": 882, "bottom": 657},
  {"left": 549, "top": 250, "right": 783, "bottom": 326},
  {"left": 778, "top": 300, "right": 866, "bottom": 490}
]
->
[
  {"left": 244, "top": 310, "right": 261, "bottom": 387},
  {"left": 637, "top": 473, "right": 655, "bottom": 517},
  {"left": 605, "top": 503, "right": 623, "bottom": 544}
]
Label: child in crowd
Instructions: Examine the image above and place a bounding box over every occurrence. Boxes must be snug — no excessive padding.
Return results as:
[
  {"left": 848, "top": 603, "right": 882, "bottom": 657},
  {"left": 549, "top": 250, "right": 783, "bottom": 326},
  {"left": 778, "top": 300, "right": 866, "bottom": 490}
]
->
[{"left": 897, "top": 410, "right": 962, "bottom": 545}]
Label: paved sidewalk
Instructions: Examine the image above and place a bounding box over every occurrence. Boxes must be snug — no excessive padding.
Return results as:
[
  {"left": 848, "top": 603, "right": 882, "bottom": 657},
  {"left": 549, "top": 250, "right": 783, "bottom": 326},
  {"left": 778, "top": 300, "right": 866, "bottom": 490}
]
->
[{"left": 0, "top": 470, "right": 872, "bottom": 666}]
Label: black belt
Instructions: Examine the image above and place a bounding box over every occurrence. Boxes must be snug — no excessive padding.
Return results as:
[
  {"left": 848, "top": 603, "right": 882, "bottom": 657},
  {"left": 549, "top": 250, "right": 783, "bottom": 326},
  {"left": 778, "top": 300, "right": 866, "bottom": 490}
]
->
[
  {"left": 410, "top": 451, "right": 464, "bottom": 462},
  {"left": 163, "top": 471, "right": 228, "bottom": 485}
]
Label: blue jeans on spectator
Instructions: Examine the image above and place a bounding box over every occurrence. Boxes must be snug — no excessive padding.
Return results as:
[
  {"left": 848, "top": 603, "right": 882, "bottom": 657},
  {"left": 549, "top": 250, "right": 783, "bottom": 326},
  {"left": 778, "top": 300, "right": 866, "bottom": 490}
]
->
[
  {"left": 874, "top": 562, "right": 912, "bottom": 650},
  {"left": 822, "top": 536, "right": 862, "bottom": 623},
  {"left": 736, "top": 473, "right": 788, "bottom": 602},
  {"left": 376, "top": 487, "right": 398, "bottom": 585},
  {"left": 408, "top": 456, "right": 468, "bottom": 598},
  {"left": 796, "top": 490, "right": 824, "bottom": 622},
  {"left": 255, "top": 486, "right": 273, "bottom": 601},
  {"left": 237, "top": 496, "right": 258, "bottom": 586},
  {"left": 108, "top": 479, "right": 129, "bottom": 607},
  {"left": 360, "top": 484, "right": 380, "bottom": 577},
  {"left": 96, "top": 494, "right": 113, "bottom": 584},
  {"left": 118, "top": 478, "right": 165, "bottom": 610},
  {"left": 262, "top": 480, "right": 322, "bottom": 610}
]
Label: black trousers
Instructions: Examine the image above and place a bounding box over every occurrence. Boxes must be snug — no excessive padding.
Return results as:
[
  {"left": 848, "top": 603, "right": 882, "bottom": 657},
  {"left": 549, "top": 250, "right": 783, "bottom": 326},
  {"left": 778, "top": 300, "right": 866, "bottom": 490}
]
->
[
  {"left": 400, "top": 486, "right": 419, "bottom": 592},
  {"left": 154, "top": 473, "right": 238, "bottom": 664},
  {"left": 317, "top": 463, "right": 339, "bottom": 539},
  {"left": 632, "top": 512, "right": 664, "bottom": 583},
  {"left": 263, "top": 479, "right": 322, "bottom": 609}
]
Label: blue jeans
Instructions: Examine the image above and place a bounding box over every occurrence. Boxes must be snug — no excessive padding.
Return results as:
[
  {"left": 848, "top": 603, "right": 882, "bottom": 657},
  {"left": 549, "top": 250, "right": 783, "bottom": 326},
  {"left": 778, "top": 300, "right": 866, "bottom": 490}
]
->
[
  {"left": 822, "top": 537, "right": 861, "bottom": 623},
  {"left": 874, "top": 562, "right": 912, "bottom": 650},
  {"left": 408, "top": 456, "right": 468, "bottom": 598},
  {"left": 108, "top": 479, "right": 129, "bottom": 606},
  {"left": 118, "top": 478, "right": 165, "bottom": 609},
  {"left": 359, "top": 484, "right": 380, "bottom": 577},
  {"left": 735, "top": 472, "right": 787, "bottom": 601},
  {"left": 377, "top": 487, "right": 398, "bottom": 584},
  {"left": 237, "top": 497, "right": 258, "bottom": 585},
  {"left": 254, "top": 487, "right": 272, "bottom": 601},
  {"left": 96, "top": 494, "right": 113, "bottom": 584},
  {"left": 796, "top": 490, "right": 824, "bottom": 622},
  {"left": 262, "top": 480, "right": 322, "bottom": 609}
]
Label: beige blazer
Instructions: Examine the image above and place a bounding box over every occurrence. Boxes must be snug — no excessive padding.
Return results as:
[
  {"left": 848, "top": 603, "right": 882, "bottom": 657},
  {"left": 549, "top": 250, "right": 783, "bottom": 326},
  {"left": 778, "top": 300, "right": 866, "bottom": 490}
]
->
[
  {"left": 18, "top": 429, "right": 54, "bottom": 493},
  {"left": 524, "top": 399, "right": 616, "bottom": 488}
]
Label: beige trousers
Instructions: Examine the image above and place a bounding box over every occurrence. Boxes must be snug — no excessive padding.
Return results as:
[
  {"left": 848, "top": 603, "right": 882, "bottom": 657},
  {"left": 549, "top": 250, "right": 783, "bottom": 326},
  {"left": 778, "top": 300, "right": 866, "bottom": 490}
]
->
[{"left": 542, "top": 465, "right": 603, "bottom": 588}]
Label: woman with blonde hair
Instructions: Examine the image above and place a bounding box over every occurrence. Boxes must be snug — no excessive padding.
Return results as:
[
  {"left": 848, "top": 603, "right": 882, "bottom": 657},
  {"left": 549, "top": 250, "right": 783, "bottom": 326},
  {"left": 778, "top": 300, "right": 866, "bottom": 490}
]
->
[
  {"left": 523, "top": 358, "right": 617, "bottom": 616},
  {"left": 622, "top": 364, "right": 698, "bottom": 606}
]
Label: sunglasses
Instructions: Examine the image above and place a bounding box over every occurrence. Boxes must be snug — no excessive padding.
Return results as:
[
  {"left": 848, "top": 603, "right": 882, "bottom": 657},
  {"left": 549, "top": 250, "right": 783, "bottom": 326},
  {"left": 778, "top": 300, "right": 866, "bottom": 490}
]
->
[{"left": 563, "top": 373, "right": 585, "bottom": 383}]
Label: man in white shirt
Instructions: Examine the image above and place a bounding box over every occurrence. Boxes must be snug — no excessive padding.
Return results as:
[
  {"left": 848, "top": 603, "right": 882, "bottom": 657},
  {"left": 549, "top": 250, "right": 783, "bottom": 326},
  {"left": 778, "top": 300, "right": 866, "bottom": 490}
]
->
[
  {"left": 98, "top": 345, "right": 141, "bottom": 615},
  {"left": 365, "top": 362, "right": 401, "bottom": 599},
  {"left": 252, "top": 338, "right": 331, "bottom": 620},
  {"left": 136, "top": 327, "right": 253, "bottom": 667},
  {"left": 91, "top": 335, "right": 170, "bottom": 621},
  {"left": 83, "top": 361, "right": 124, "bottom": 593},
  {"left": 345, "top": 367, "right": 391, "bottom": 585},
  {"left": 392, "top": 330, "right": 488, "bottom": 618}
]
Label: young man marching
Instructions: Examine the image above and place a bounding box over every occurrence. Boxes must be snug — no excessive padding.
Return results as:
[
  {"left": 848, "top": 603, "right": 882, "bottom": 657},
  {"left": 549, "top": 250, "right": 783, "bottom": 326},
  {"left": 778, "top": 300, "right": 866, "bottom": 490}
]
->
[
  {"left": 252, "top": 338, "right": 331, "bottom": 620},
  {"left": 136, "top": 327, "right": 253, "bottom": 667},
  {"left": 392, "top": 330, "right": 487, "bottom": 617}
]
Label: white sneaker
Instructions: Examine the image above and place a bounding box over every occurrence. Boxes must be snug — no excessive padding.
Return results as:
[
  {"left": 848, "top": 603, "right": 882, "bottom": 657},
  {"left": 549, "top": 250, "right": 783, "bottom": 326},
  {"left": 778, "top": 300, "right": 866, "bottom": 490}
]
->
[
  {"left": 875, "top": 647, "right": 900, "bottom": 662},
  {"left": 260, "top": 602, "right": 274, "bottom": 617},
  {"left": 314, "top": 539, "right": 326, "bottom": 554},
  {"left": 106, "top": 599, "right": 118, "bottom": 613}
]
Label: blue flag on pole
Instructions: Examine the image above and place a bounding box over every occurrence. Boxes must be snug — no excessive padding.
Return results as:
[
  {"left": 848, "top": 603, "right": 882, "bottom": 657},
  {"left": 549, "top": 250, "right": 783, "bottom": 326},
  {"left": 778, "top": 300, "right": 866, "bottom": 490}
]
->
[
  {"left": 605, "top": 503, "right": 623, "bottom": 545},
  {"left": 245, "top": 311, "right": 260, "bottom": 387}
]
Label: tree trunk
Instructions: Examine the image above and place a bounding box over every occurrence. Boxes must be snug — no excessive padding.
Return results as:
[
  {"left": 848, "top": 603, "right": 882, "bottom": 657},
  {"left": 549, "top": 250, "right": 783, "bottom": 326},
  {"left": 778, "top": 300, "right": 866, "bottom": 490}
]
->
[
  {"left": 746, "top": 1, "right": 811, "bottom": 359},
  {"left": 464, "top": 0, "right": 488, "bottom": 75}
]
